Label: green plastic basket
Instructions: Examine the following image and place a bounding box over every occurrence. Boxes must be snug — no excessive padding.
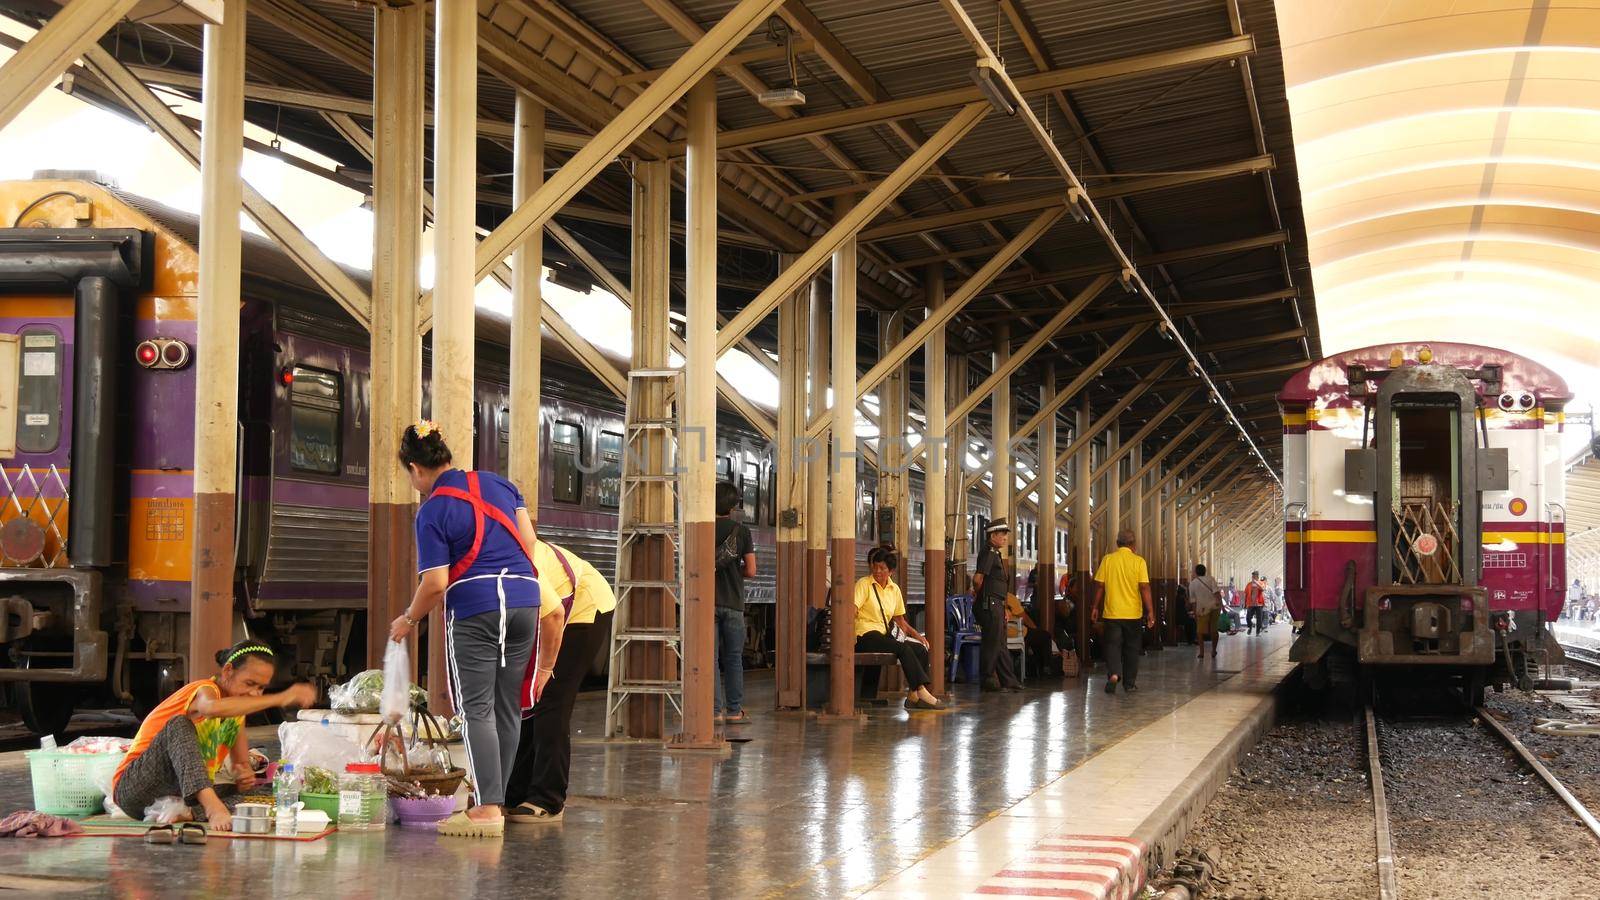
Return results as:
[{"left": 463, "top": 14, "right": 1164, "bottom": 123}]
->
[
  {"left": 300, "top": 791, "right": 384, "bottom": 826},
  {"left": 26, "top": 750, "right": 124, "bottom": 817}
]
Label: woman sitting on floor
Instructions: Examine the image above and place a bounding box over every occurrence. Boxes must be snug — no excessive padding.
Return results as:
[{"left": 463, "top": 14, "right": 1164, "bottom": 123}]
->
[
  {"left": 112, "top": 640, "right": 317, "bottom": 831},
  {"left": 854, "top": 546, "right": 944, "bottom": 711}
]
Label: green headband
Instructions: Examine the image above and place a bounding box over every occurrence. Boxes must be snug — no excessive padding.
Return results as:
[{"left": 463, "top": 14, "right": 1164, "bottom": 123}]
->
[{"left": 226, "top": 645, "right": 274, "bottom": 666}]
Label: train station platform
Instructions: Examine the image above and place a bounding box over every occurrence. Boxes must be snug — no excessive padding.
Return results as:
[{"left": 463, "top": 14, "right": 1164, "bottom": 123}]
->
[{"left": 0, "top": 628, "right": 1293, "bottom": 899}]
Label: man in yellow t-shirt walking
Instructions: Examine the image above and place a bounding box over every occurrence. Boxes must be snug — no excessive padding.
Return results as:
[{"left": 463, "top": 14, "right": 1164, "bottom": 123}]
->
[{"left": 1091, "top": 529, "right": 1156, "bottom": 694}]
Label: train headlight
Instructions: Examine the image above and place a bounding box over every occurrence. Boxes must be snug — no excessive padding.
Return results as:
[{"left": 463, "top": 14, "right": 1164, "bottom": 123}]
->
[{"left": 135, "top": 340, "right": 158, "bottom": 366}]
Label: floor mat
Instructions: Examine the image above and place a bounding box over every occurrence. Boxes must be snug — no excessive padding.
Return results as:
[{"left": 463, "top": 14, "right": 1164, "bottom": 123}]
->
[{"left": 71, "top": 817, "right": 335, "bottom": 842}]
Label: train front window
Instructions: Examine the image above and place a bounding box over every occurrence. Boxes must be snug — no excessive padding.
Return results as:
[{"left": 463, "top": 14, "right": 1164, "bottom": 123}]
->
[
  {"left": 742, "top": 461, "right": 759, "bottom": 518},
  {"left": 552, "top": 421, "right": 583, "bottom": 504},
  {"left": 597, "top": 430, "right": 622, "bottom": 508},
  {"left": 288, "top": 366, "right": 341, "bottom": 475}
]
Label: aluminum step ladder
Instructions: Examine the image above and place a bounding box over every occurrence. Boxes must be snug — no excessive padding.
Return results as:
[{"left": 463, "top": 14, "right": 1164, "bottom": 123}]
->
[{"left": 603, "top": 368, "right": 685, "bottom": 738}]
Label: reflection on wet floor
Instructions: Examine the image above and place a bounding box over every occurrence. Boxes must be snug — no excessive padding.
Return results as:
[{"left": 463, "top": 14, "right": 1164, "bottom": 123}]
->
[{"left": 0, "top": 630, "right": 1292, "bottom": 899}]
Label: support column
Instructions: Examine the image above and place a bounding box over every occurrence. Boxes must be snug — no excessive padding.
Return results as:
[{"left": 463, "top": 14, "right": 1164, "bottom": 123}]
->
[
  {"left": 1072, "top": 396, "right": 1093, "bottom": 664},
  {"left": 190, "top": 0, "right": 246, "bottom": 678},
  {"left": 806, "top": 279, "right": 830, "bottom": 622},
  {"left": 775, "top": 257, "right": 807, "bottom": 709},
  {"left": 366, "top": 1, "right": 424, "bottom": 671},
  {"left": 509, "top": 94, "right": 544, "bottom": 505},
  {"left": 947, "top": 354, "right": 972, "bottom": 594},
  {"left": 1105, "top": 424, "right": 1121, "bottom": 539},
  {"left": 676, "top": 77, "right": 722, "bottom": 749},
  {"left": 427, "top": 0, "right": 476, "bottom": 713},
  {"left": 626, "top": 158, "right": 672, "bottom": 738},
  {"left": 991, "top": 323, "right": 1012, "bottom": 591},
  {"left": 826, "top": 196, "right": 860, "bottom": 720},
  {"left": 880, "top": 312, "right": 910, "bottom": 554},
  {"left": 922, "top": 264, "right": 948, "bottom": 696},
  {"left": 1037, "top": 364, "right": 1058, "bottom": 642}
]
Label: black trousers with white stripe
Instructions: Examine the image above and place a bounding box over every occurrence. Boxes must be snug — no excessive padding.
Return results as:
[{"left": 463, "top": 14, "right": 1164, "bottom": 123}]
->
[{"left": 447, "top": 605, "right": 537, "bottom": 808}]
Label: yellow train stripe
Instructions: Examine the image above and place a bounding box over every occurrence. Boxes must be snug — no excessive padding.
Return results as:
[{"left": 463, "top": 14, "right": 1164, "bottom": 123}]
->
[
  {"left": 1482, "top": 531, "right": 1565, "bottom": 545},
  {"left": 1286, "top": 530, "right": 1566, "bottom": 545}
]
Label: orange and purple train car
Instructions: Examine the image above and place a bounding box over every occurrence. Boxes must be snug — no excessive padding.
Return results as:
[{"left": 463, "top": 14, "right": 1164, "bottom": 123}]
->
[{"left": 1280, "top": 342, "right": 1570, "bottom": 701}]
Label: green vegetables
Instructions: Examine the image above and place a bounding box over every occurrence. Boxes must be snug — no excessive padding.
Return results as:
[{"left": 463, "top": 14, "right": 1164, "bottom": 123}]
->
[
  {"left": 328, "top": 668, "right": 429, "bottom": 714},
  {"left": 302, "top": 766, "right": 338, "bottom": 796}
]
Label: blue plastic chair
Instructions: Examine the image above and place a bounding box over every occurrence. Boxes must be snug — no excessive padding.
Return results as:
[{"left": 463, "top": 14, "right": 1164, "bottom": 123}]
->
[{"left": 946, "top": 594, "right": 983, "bottom": 683}]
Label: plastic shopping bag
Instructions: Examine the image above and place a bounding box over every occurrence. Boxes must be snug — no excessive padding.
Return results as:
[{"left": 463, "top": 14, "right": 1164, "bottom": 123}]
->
[{"left": 380, "top": 638, "right": 410, "bottom": 723}]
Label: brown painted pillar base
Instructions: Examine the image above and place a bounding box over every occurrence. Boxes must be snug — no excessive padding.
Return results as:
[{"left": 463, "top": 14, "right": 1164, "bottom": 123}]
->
[
  {"left": 367, "top": 501, "right": 417, "bottom": 674},
  {"left": 806, "top": 548, "right": 828, "bottom": 611},
  {"left": 924, "top": 548, "right": 947, "bottom": 696},
  {"left": 822, "top": 536, "right": 861, "bottom": 720},
  {"left": 1036, "top": 561, "right": 1056, "bottom": 674},
  {"left": 775, "top": 538, "right": 806, "bottom": 709},
  {"left": 670, "top": 518, "right": 725, "bottom": 751},
  {"left": 1075, "top": 571, "right": 1093, "bottom": 672},
  {"left": 191, "top": 491, "right": 237, "bottom": 682}
]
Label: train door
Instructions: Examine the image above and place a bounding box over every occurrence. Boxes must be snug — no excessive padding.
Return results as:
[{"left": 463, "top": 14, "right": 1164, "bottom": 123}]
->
[{"left": 1389, "top": 398, "right": 1462, "bottom": 585}]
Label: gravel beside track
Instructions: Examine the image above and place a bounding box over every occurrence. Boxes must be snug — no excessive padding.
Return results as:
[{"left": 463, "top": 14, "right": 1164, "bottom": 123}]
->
[{"left": 1158, "top": 688, "right": 1600, "bottom": 899}]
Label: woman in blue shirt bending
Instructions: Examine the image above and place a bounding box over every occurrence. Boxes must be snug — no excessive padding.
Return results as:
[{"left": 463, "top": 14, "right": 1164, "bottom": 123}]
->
[{"left": 388, "top": 421, "right": 565, "bottom": 838}]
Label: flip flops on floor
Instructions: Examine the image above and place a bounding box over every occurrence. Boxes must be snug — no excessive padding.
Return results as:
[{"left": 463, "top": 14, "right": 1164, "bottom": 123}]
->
[
  {"left": 506, "top": 803, "right": 563, "bottom": 825},
  {"left": 144, "top": 823, "right": 207, "bottom": 845},
  {"left": 436, "top": 811, "right": 504, "bottom": 838}
]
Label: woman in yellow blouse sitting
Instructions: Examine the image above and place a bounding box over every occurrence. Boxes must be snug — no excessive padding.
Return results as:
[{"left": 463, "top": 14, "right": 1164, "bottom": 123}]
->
[{"left": 854, "top": 547, "right": 943, "bottom": 710}]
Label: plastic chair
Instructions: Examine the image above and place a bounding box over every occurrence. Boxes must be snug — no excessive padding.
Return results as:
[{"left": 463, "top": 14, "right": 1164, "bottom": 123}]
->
[
  {"left": 1005, "top": 621, "right": 1028, "bottom": 680},
  {"left": 946, "top": 595, "right": 982, "bottom": 682}
]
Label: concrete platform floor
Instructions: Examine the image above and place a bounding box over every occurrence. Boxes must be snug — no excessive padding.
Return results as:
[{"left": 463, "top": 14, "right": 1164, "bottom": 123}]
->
[{"left": 0, "top": 627, "right": 1294, "bottom": 899}]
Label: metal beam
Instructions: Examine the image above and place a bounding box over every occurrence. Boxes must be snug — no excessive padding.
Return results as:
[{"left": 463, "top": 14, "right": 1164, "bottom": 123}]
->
[
  {"left": 701, "top": 35, "right": 1255, "bottom": 151},
  {"left": 80, "top": 43, "right": 372, "bottom": 328},
  {"left": 0, "top": 0, "right": 140, "bottom": 132},
  {"left": 860, "top": 157, "right": 1271, "bottom": 243},
  {"left": 947, "top": 277, "right": 1113, "bottom": 426},
  {"left": 988, "top": 230, "right": 1290, "bottom": 295},
  {"left": 472, "top": 0, "right": 786, "bottom": 285},
  {"left": 1146, "top": 432, "right": 1231, "bottom": 504},
  {"left": 718, "top": 102, "right": 990, "bottom": 357}
]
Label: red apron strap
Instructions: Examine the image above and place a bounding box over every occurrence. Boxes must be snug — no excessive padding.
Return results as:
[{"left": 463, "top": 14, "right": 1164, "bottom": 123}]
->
[
  {"left": 432, "top": 472, "right": 538, "bottom": 583},
  {"left": 551, "top": 544, "right": 578, "bottom": 616}
]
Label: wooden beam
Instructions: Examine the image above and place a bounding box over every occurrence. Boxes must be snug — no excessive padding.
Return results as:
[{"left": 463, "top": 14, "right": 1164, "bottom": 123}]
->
[{"left": 0, "top": 0, "right": 141, "bottom": 132}]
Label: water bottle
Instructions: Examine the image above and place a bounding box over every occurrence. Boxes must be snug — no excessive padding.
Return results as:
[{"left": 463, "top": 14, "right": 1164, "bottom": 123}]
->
[{"left": 274, "top": 763, "right": 302, "bottom": 834}]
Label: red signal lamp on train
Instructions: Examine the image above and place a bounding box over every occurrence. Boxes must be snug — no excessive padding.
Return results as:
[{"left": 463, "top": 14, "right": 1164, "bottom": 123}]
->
[
  {"left": 135, "top": 338, "right": 191, "bottom": 370},
  {"left": 279, "top": 368, "right": 295, "bottom": 386}
]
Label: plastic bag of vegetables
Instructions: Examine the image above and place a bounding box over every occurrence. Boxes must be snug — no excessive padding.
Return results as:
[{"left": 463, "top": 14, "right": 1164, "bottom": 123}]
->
[{"left": 329, "top": 669, "right": 385, "bottom": 713}]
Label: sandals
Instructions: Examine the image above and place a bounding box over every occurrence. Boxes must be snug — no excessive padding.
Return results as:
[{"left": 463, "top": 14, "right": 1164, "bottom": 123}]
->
[
  {"left": 723, "top": 710, "right": 750, "bottom": 725},
  {"left": 435, "top": 810, "right": 504, "bottom": 838},
  {"left": 904, "top": 697, "right": 943, "bottom": 711},
  {"left": 506, "top": 803, "right": 563, "bottom": 825},
  {"left": 144, "top": 824, "right": 177, "bottom": 845},
  {"left": 178, "top": 823, "right": 208, "bottom": 845}
]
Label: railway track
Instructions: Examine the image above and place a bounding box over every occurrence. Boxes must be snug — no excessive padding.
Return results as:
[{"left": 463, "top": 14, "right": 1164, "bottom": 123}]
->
[
  {"left": 1365, "top": 696, "right": 1600, "bottom": 899},
  {"left": 1564, "top": 643, "right": 1600, "bottom": 670}
]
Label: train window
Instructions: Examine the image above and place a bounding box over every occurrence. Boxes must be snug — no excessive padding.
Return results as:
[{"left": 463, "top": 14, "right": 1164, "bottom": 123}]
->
[
  {"left": 552, "top": 420, "right": 583, "bottom": 503},
  {"left": 717, "top": 455, "right": 734, "bottom": 483},
  {"left": 860, "top": 488, "right": 876, "bottom": 540},
  {"left": 288, "top": 366, "right": 341, "bottom": 475},
  {"left": 912, "top": 501, "right": 925, "bottom": 548},
  {"left": 742, "top": 460, "right": 759, "bottom": 518},
  {"left": 597, "top": 430, "right": 622, "bottom": 508},
  {"left": 494, "top": 408, "right": 511, "bottom": 479}
]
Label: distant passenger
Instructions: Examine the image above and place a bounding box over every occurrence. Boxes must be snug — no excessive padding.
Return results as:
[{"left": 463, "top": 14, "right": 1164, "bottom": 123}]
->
[
  {"left": 1244, "top": 571, "right": 1266, "bottom": 635},
  {"left": 854, "top": 547, "right": 943, "bottom": 710},
  {"left": 713, "top": 481, "right": 756, "bottom": 725},
  {"left": 505, "top": 540, "right": 616, "bottom": 824},
  {"left": 389, "top": 421, "right": 563, "bottom": 838},
  {"left": 1091, "top": 529, "right": 1155, "bottom": 693},
  {"left": 112, "top": 640, "right": 316, "bottom": 832},
  {"left": 1187, "top": 564, "right": 1223, "bottom": 660},
  {"left": 972, "top": 519, "right": 1023, "bottom": 691}
]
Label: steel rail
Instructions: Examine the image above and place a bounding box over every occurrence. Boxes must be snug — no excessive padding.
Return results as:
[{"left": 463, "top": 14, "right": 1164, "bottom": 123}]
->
[
  {"left": 1365, "top": 704, "right": 1401, "bottom": 900},
  {"left": 1477, "top": 705, "right": 1600, "bottom": 845}
]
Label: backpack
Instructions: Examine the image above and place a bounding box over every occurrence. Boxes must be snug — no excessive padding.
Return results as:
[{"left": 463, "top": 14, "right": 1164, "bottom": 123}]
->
[{"left": 715, "top": 523, "right": 744, "bottom": 570}]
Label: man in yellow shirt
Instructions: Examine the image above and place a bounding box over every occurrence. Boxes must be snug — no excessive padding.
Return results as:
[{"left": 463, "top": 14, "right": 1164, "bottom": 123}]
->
[
  {"left": 1091, "top": 529, "right": 1155, "bottom": 694},
  {"left": 506, "top": 540, "right": 617, "bottom": 823}
]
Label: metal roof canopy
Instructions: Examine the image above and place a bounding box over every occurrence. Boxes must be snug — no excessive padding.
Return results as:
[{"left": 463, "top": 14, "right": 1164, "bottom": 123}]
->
[{"left": 6, "top": 0, "right": 1321, "bottom": 480}]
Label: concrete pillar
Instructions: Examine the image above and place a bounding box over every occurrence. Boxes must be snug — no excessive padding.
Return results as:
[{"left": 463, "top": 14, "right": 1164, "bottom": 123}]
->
[
  {"left": 947, "top": 354, "right": 971, "bottom": 594},
  {"left": 428, "top": 0, "right": 477, "bottom": 712},
  {"left": 775, "top": 257, "right": 807, "bottom": 709},
  {"left": 826, "top": 194, "right": 860, "bottom": 719},
  {"left": 509, "top": 94, "right": 544, "bottom": 509},
  {"left": 806, "top": 279, "right": 830, "bottom": 622},
  {"left": 626, "top": 158, "right": 672, "bottom": 738},
  {"left": 1105, "top": 425, "right": 1121, "bottom": 539},
  {"left": 922, "top": 264, "right": 948, "bottom": 695},
  {"left": 676, "top": 77, "right": 721, "bottom": 749},
  {"left": 880, "top": 312, "right": 910, "bottom": 556},
  {"left": 991, "top": 323, "right": 1012, "bottom": 592},
  {"left": 190, "top": 0, "right": 246, "bottom": 677},
  {"left": 1037, "top": 364, "right": 1058, "bottom": 639},
  {"left": 366, "top": 1, "right": 424, "bottom": 671},
  {"left": 1072, "top": 396, "right": 1093, "bottom": 663}
]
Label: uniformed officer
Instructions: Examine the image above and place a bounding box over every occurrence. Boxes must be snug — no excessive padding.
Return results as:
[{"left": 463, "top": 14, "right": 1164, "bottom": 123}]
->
[{"left": 972, "top": 518, "right": 1022, "bottom": 692}]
